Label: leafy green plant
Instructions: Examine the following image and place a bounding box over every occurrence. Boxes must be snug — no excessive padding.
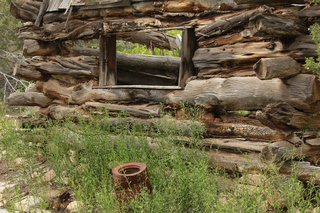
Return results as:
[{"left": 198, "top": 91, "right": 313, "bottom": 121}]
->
[{"left": 304, "top": 0, "right": 320, "bottom": 75}]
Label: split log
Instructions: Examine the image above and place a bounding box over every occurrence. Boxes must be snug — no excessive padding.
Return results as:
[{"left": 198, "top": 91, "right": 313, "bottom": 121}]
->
[
  {"left": 196, "top": 6, "right": 272, "bottom": 41},
  {"left": 256, "top": 102, "right": 320, "bottom": 130},
  {"left": 83, "top": 102, "right": 161, "bottom": 118},
  {"left": 13, "top": 63, "right": 44, "bottom": 81},
  {"left": 15, "top": 56, "right": 98, "bottom": 79},
  {"left": 253, "top": 56, "right": 301, "bottom": 80},
  {"left": 6, "top": 92, "right": 53, "bottom": 107},
  {"left": 18, "top": 20, "right": 104, "bottom": 41},
  {"left": 198, "top": 32, "right": 264, "bottom": 48},
  {"left": 10, "top": 0, "right": 236, "bottom": 23},
  {"left": 40, "top": 74, "right": 320, "bottom": 112},
  {"left": 14, "top": 54, "right": 180, "bottom": 84},
  {"left": 22, "top": 40, "right": 180, "bottom": 77},
  {"left": 193, "top": 41, "right": 285, "bottom": 73},
  {"left": 200, "top": 138, "right": 271, "bottom": 153},
  {"left": 262, "top": 141, "right": 320, "bottom": 163},
  {"left": 207, "top": 150, "right": 265, "bottom": 173},
  {"left": 246, "top": 14, "right": 308, "bottom": 38}
]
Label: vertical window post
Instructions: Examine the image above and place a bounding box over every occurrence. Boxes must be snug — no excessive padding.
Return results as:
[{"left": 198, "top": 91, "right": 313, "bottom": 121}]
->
[
  {"left": 99, "top": 34, "right": 117, "bottom": 86},
  {"left": 178, "top": 27, "right": 197, "bottom": 88}
]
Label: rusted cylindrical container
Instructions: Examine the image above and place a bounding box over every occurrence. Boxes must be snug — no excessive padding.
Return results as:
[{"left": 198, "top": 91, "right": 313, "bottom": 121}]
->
[{"left": 112, "top": 162, "right": 152, "bottom": 203}]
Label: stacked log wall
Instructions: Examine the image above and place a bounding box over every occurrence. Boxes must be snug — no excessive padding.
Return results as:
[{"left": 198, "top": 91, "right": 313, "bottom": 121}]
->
[{"left": 6, "top": 0, "right": 320, "bottom": 179}]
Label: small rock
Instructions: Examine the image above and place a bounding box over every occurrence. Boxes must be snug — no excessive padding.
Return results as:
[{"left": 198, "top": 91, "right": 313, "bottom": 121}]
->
[
  {"left": 43, "top": 169, "right": 56, "bottom": 182},
  {"left": 66, "top": 201, "right": 84, "bottom": 213},
  {"left": 14, "top": 157, "right": 25, "bottom": 165},
  {"left": 14, "top": 196, "right": 44, "bottom": 212}
]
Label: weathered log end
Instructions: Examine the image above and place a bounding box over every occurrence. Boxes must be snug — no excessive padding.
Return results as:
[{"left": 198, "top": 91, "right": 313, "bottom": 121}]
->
[
  {"left": 6, "top": 92, "right": 53, "bottom": 108},
  {"left": 253, "top": 56, "right": 301, "bottom": 80}
]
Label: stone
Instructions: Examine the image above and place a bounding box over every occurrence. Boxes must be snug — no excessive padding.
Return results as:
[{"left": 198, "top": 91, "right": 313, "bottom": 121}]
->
[
  {"left": 66, "top": 201, "right": 85, "bottom": 213},
  {"left": 14, "top": 196, "right": 44, "bottom": 212},
  {"left": 43, "top": 169, "right": 56, "bottom": 182}
]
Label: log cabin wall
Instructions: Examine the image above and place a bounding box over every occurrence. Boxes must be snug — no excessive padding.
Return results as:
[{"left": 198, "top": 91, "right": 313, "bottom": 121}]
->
[{"left": 7, "top": 0, "right": 320, "bottom": 180}]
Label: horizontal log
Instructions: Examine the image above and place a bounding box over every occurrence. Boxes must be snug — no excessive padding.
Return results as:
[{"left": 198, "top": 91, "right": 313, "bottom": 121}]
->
[
  {"left": 13, "top": 63, "right": 43, "bottom": 81},
  {"left": 196, "top": 6, "right": 272, "bottom": 41},
  {"left": 256, "top": 102, "right": 319, "bottom": 131},
  {"left": 206, "top": 123, "right": 283, "bottom": 141},
  {"left": 6, "top": 92, "right": 53, "bottom": 107},
  {"left": 193, "top": 41, "right": 285, "bottom": 72},
  {"left": 198, "top": 32, "right": 263, "bottom": 48},
  {"left": 247, "top": 14, "right": 308, "bottom": 37},
  {"left": 298, "top": 5, "right": 320, "bottom": 17},
  {"left": 11, "top": 0, "right": 237, "bottom": 23},
  {"left": 15, "top": 53, "right": 180, "bottom": 84},
  {"left": 207, "top": 150, "right": 265, "bottom": 173},
  {"left": 279, "top": 161, "right": 320, "bottom": 184},
  {"left": 83, "top": 102, "right": 161, "bottom": 118},
  {"left": 262, "top": 140, "right": 320, "bottom": 163},
  {"left": 190, "top": 138, "right": 270, "bottom": 153},
  {"left": 253, "top": 56, "right": 301, "bottom": 80},
  {"left": 40, "top": 74, "right": 320, "bottom": 112},
  {"left": 117, "top": 52, "right": 180, "bottom": 77}
]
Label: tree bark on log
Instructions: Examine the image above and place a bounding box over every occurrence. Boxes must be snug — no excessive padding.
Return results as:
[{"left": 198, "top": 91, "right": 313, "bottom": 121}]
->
[
  {"left": 6, "top": 92, "right": 53, "bottom": 107},
  {"left": 38, "top": 74, "right": 320, "bottom": 113},
  {"left": 253, "top": 56, "right": 301, "bottom": 80}
]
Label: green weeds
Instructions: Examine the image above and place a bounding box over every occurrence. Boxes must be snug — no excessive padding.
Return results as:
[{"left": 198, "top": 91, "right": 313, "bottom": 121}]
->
[{"left": 1, "top": 105, "right": 320, "bottom": 212}]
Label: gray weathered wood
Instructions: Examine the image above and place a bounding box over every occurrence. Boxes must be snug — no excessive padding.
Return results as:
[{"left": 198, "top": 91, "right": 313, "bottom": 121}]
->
[
  {"left": 40, "top": 74, "right": 320, "bottom": 113},
  {"left": 84, "top": 102, "right": 160, "bottom": 118},
  {"left": 196, "top": 6, "right": 272, "bottom": 41},
  {"left": 34, "top": 0, "right": 49, "bottom": 27},
  {"left": 6, "top": 92, "right": 53, "bottom": 107},
  {"left": 253, "top": 56, "right": 301, "bottom": 80},
  {"left": 178, "top": 28, "right": 197, "bottom": 88},
  {"left": 106, "top": 35, "right": 117, "bottom": 85},
  {"left": 193, "top": 41, "right": 284, "bottom": 73},
  {"left": 247, "top": 14, "right": 308, "bottom": 37},
  {"left": 280, "top": 161, "right": 320, "bottom": 184},
  {"left": 262, "top": 141, "right": 320, "bottom": 163},
  {"left": 99, "top": 35, "right": 107, "bottom": 86}
]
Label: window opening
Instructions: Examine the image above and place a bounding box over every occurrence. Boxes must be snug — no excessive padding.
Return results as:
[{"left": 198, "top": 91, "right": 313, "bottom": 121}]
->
[{"left": 95, "top": 27, "right": 197, "bottom": 90}]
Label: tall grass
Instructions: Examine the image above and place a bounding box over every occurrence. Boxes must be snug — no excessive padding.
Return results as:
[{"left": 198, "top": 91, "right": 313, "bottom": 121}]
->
[{"left": 1, "top": 104, "right": 320, "bottom": 212}]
